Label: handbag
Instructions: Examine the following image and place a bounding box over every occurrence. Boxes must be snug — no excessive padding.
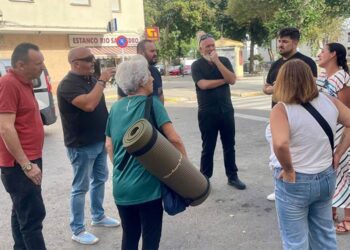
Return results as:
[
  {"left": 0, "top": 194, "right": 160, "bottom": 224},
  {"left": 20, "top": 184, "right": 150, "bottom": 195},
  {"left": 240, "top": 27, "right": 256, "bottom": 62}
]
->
[
  {"left": 118, "top": 95, "right": 190, "bottom": 216},
  {"left": 301, "top": 102, "right": 334, "bottom": 151},
  {"left": 161, "top": 184, "right": 191, "bottom": 216}
]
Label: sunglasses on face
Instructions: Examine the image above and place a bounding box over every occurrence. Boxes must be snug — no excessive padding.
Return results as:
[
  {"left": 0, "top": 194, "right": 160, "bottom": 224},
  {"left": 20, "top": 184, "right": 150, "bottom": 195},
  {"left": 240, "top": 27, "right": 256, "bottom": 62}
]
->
[
  {"left": 72, "top": 55, "right": 95, "bottom": 63},
  {"left": 199, "top": 33, "right": 214, "bottom": 43}
]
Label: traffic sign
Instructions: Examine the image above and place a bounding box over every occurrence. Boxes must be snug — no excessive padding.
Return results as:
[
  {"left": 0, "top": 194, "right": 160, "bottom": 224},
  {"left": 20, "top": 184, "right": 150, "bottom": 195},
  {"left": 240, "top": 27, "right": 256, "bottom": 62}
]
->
[
  {"left": 116, "top": 35, "right": 128, "bottom": 48},
  {"left": 107, "top": 18, "right": 118, "bottom": 33},
  {"left": 145, "top": 27, "right": 160, "bottom": 41}
]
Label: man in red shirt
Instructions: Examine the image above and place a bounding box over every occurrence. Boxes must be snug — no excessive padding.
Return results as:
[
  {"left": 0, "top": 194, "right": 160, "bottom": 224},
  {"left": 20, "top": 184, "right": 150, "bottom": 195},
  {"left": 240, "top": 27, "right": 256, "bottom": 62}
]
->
[{"left": 0, "top": 43, "right": 46, "bottom": 250}]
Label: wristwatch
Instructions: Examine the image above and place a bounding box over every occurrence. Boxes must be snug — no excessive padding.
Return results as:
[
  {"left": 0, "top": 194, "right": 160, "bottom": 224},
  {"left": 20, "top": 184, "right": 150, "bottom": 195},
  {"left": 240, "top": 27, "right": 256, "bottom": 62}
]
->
[{"left": 21, "top": 162, "right": 33, "bottom": 172}]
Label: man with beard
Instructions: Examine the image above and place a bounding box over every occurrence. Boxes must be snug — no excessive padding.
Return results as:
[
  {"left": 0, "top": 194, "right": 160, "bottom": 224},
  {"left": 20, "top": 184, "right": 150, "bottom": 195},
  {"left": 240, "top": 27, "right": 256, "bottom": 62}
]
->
[
  {"left": 57, "top": 47, "right": 120, "bottom": 245},
  {"left": 263, "top": 27, "right": 317, "bottom": 201},
  {"left": 191, "top": 33, "right": 246, "bottom": 190},
  {"left": 118, "top": 39, "right": 164, "bottom": 103},
  {"left": 263, "top": 27, "right": 317, "bottom": 107},
  {"left": 0, "top": 43, "right": 47, "bottom": 250}
]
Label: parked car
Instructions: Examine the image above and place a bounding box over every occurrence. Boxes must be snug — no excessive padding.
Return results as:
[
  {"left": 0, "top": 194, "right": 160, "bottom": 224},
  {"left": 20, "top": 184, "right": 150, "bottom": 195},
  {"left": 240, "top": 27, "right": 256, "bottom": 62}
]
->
[
  {"left": 0, "top": 59, "right": 57, "bottom": 125},
  {"left": 155, "top": 64, "right": 165, "bottom": 75},
  {"left": 183, "top": 59, "right": 196, "bottom": 75},
  {"left": 168, "top": 65, "right": 181, "bottom": 76}
]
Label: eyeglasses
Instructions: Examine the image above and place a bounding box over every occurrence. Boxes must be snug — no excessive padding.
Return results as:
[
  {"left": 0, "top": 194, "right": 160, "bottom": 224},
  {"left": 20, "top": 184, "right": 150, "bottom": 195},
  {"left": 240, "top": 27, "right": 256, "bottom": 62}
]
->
[
  {"left": 199, "top": 33, "right": 214, "bottom": 43},
  {"left": 72, "top": 55, "right": 95, "bottom": 63}
]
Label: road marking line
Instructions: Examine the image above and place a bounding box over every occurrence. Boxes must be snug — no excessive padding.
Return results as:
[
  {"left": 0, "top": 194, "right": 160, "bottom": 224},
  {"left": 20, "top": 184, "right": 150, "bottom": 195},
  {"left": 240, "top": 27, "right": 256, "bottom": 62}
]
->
[{"left": 235, "top": 113, "right": 269, "bottom": 122}]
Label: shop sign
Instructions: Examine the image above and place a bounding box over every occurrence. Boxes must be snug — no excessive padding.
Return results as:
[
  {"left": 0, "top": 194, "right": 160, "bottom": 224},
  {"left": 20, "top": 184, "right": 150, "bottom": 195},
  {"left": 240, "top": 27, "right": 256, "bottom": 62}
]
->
[
  {"left": 145, "top": 27, "right": 160, "bottom": 41},
  {"left": 69, "top": 34, "right": 140, "bottom": 47}
]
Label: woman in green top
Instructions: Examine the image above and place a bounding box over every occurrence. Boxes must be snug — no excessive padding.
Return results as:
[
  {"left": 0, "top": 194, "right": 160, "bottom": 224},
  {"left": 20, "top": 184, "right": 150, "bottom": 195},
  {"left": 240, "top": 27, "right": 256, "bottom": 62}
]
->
[{"left": 105, "top": 55, "right": 187, "bottom": 250}]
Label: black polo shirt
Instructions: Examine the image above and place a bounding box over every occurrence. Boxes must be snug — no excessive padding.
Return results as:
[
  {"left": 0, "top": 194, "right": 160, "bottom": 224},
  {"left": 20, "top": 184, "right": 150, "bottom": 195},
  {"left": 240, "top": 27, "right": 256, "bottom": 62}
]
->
[
  {"left": 57, "top": 72, "right": 108, "bottom": 147},
  {"left": 266, "top": 52, "right": 317, "bottom": 107},
  {"left": 191, "top": 56, "right": 234, "bottom": 113},
  {"left": 118, "top": 65, "right": 163, "bottom": 97}
]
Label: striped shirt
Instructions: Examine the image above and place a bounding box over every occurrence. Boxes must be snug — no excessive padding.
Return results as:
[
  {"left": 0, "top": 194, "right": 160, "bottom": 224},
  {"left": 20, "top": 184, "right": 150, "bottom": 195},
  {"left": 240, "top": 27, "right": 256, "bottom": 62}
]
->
[{"left": 316, "top": 69, "right": 350, "bottom": 97}]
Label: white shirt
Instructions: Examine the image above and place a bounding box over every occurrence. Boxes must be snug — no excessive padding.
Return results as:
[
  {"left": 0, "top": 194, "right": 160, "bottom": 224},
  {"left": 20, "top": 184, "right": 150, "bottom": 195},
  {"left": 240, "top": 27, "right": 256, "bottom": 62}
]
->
[{"left": 280, "top": 93, "right": 338, "bottom": 174}]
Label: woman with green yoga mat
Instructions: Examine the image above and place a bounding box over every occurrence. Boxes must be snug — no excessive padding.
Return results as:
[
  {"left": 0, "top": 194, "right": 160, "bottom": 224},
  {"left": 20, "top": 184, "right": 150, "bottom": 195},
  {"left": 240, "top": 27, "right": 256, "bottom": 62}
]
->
[{"left": 105, "top": 55, "right": 187, "bottom": 250}]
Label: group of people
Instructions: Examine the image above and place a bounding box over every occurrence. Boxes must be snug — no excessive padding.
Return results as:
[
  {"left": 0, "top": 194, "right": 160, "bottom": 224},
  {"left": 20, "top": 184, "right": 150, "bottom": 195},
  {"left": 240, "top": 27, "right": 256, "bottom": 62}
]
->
[
  {"left": 264, "top": 27, "right": 350, "bottom": 249},
  {"left": 0, "top": 26, "right": 349, "bottom": 250},
  {"left": 0, "top": 34, "right": 245, "bottom": 249}
]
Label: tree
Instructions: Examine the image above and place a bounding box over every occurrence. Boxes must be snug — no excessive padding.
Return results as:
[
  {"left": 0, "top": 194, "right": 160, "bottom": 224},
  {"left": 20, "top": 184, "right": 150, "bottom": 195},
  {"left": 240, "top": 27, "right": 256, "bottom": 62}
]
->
[
  {"left": 227, "top": 0, "right": 276, "bottom": 73},
  {"left": 207, "top": 0, "right": 247, "bottom": 41},
  {"left": 144, "top": 0, "right": 217, "bottom": 71},
  {"left": 265, "top": 0, "right": 347, "bottom": 56}
]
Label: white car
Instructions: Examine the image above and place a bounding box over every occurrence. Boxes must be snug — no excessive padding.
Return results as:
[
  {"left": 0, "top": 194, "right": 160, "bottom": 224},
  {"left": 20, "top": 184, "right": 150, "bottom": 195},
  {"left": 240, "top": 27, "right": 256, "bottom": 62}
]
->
[{"left": 0, "top": 59, "right": 57, "bottom": 125}]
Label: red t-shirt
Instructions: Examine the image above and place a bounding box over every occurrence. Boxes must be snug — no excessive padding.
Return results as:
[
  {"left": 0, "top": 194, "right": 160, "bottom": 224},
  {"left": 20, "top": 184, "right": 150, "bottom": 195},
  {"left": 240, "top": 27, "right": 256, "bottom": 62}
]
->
[{"left": 0, "top": 69, "right": 44, "bottom": 167}]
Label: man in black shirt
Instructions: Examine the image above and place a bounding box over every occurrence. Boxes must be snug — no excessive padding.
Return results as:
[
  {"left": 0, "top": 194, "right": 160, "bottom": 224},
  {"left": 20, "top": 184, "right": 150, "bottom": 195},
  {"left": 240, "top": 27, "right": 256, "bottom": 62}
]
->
[
  {"left": 191, "top": 34, "right": 246, "bottom": 190},
  {"left": 263, "top": 27, "right": 317, "bottom": 202},
  {"left": 263, "top": 27, "right": 317, "bottom": 107},
  {"left": 57, "top": 47, "right": 120, "bottom": 245},
  {"left": 117, "top": 39, "right": 164, "bottom": 103}
]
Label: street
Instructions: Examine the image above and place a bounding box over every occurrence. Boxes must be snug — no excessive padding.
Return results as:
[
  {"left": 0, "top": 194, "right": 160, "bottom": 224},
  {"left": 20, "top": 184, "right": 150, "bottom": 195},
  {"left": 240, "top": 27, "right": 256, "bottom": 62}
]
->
[{"left": 0, "top": 76, "right": 349, "bottom": 250}]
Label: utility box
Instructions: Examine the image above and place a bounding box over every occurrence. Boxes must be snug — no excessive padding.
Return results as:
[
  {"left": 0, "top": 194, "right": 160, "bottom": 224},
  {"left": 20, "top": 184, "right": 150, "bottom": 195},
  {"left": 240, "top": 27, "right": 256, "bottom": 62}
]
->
[{"left": 215, "top": 38, "right": 244, "bottom": 78}]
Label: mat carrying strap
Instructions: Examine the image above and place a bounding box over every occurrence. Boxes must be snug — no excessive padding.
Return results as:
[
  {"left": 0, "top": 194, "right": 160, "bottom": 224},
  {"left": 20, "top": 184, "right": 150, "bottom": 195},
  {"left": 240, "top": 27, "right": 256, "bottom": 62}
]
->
[
  {"left": 117, "top": 95, "right": 155, "bottom": 171},
  {"left": 301, "top": 102, "right": 334, "bottom": 151}
]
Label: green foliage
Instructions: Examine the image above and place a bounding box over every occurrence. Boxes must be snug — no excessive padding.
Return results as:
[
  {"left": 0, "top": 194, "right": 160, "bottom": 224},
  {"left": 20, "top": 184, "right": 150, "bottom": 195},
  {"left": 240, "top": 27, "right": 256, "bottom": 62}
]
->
[
  {"left": 145, "top": 0, "right": 349, "bottom": 63},
  {"left": 265, "top": 0, "right": 346, "bottom": 55},
  {"left": 144, "top": 0, "right": 217, "bottom": 63}
]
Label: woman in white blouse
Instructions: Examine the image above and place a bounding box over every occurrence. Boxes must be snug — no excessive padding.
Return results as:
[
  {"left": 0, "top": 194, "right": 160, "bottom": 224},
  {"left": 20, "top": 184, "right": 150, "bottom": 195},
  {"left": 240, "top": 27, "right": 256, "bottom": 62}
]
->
[{"left": 270, "top": 59, "right": 350, "bottom": 249}]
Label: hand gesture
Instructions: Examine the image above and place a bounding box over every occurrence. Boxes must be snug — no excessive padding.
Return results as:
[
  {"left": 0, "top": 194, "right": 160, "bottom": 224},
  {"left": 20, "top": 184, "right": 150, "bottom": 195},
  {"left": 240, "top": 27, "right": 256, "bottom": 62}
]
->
[
  {"left": 100, "top": 67, "right": 116, "bottom": 82},
  {"left": 333, "top": 152, "right": 341, "bottom": 170},
  {"left": 24, "top": 163, "right": 42, "bottom": 185},
  {"left": 278, "top": 169, "right": 296, "bottom": 183},
  {"left": 209, "top": 51, "right": 220, "bottom": 64}
]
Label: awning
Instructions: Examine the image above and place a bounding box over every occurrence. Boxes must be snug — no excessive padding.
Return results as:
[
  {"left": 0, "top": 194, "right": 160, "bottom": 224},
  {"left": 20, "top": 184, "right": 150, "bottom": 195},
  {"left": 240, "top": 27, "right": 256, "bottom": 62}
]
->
[{"left": 88, "top": 47, "right": 137, "bottom": 59}]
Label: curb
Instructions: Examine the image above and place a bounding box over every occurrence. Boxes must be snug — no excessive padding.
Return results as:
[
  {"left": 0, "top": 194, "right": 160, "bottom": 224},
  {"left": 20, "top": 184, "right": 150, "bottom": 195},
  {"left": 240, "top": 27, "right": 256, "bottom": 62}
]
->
[
  {"left": 104, "top": 94, "right": 188, "bottom": 103},
  {"left": 231, "top": 91, "right": 264, "bottom": 97}
]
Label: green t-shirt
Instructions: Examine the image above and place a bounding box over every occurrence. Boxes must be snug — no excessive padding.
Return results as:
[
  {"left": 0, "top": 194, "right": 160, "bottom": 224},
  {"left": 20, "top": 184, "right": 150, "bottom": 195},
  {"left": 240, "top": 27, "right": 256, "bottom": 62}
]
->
[{"left": 105, "top": 95, "right": 171, "bottom": 205}]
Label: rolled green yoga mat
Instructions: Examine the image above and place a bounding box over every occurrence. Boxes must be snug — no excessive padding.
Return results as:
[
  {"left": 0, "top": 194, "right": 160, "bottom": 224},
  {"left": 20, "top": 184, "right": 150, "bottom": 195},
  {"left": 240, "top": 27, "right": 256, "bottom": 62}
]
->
[{"left": 123, "top": 119, "right": 210, "bottom": 206}]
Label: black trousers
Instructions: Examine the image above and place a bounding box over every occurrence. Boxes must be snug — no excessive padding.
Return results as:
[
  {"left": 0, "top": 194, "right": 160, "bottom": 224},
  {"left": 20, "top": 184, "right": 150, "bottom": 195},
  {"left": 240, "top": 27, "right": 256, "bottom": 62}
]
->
[
  {"left": 198, "top": 110, "right": 238, "bottom": 179},
  {"left": 1, "top": 159, "right": 46, "bottom": 250},
  {"left": 117, "top": 198, "right": 163, "bottom": 250}
]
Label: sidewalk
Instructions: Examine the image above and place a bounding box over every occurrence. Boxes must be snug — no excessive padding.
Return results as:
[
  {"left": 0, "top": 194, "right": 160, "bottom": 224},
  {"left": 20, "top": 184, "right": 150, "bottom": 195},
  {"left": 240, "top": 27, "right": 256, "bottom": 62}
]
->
[
  {"left": 162, "top": 75, "right": 265, "bottom": 103},
  {"left": 54, "top": 75, "right": 266, "bottom": 104}
]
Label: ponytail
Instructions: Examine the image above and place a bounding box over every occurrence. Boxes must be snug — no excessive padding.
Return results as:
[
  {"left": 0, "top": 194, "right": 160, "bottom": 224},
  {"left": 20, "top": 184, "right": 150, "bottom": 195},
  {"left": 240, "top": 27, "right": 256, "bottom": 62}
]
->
[
  {"left": 327, "top": 43, "right": 349, "bottom": 73},
  {"left": 341, "top": 58, "right": 349, "bottom": 73}
]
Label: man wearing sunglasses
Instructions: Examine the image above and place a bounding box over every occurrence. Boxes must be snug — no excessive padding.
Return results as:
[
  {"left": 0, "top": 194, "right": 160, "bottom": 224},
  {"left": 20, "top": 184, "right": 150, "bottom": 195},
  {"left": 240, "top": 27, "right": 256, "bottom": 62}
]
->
[
  {"left": 191, "top": 33, "right": 246, "bottom": 190},
  {"left": 57, "top": 47, "right": 120, "bottom": 245}
]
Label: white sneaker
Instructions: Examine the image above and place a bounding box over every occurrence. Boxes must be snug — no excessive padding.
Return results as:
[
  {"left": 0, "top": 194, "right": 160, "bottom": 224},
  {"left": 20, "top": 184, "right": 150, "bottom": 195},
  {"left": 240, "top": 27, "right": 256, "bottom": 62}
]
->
[
  {"left": 91, "top": 216, "right": 120, "bottom": 228},
  {"left": 266, "top": 192, "right": 275, "bottom": 201},
  {"left": 72, "top": 231, "right": 99, "bottom": 245}
]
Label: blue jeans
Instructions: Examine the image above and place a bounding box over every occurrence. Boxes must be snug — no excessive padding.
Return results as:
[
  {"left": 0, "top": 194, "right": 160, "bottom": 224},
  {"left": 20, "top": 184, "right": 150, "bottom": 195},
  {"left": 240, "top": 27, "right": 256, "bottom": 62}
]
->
[
  {"left": 67, "top": 142, "right": 108, "bottom": 235},
  {"left": 274, "top": 167, "right": 337, "bottom": 250}
]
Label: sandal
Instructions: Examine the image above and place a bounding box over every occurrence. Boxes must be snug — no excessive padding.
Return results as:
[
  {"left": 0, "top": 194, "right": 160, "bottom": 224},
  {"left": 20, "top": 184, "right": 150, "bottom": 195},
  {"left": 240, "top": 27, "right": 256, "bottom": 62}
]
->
[{"left": 336, "top": 218, "right": 350, "bottom": 234}]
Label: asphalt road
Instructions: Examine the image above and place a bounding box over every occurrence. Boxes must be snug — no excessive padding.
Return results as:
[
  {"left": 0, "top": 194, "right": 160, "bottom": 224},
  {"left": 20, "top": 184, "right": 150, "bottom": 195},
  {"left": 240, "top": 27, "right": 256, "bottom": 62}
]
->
[{"left": 0, "top": 76, "right": 349, "bottom": 249}]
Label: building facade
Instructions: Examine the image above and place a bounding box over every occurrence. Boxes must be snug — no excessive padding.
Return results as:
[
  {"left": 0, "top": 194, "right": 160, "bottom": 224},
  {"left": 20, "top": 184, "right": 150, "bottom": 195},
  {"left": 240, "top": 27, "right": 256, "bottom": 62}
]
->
[{"left": 0, "top": 0, "right": 145, "bottom": 88}]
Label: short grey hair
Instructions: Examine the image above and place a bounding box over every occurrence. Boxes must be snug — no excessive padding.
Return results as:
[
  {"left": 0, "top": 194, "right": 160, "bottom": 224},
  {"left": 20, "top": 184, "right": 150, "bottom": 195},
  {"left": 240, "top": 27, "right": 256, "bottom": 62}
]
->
[{"left": 116, "top": 55, "right": 149, "bottom": 95}]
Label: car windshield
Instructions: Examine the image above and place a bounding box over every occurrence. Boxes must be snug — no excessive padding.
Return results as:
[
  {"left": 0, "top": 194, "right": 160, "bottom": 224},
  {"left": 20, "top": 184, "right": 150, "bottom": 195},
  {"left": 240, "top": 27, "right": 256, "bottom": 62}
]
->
[{"left": 32, "top": 78, "right": 41, "bottom": 88}]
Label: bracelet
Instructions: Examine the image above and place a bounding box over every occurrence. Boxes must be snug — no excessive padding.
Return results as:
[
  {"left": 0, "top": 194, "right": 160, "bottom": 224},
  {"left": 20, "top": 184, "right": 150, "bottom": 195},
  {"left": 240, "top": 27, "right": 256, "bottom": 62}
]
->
[{"left": 97, "top": 80, "right": 106, "bottom": 88}]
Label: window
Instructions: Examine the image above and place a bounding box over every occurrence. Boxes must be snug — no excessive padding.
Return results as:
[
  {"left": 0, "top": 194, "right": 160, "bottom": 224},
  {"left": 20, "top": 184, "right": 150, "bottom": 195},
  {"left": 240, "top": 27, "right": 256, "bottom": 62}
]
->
[
  {"left": 71, "top": 0, "right": 90, "bottom": 6},
  {"left": 112, "top": 0, "right": 121, "bottom": 12}
]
